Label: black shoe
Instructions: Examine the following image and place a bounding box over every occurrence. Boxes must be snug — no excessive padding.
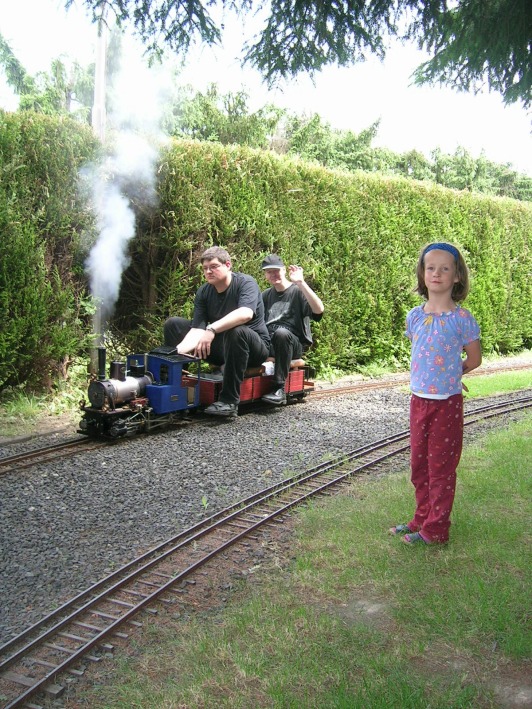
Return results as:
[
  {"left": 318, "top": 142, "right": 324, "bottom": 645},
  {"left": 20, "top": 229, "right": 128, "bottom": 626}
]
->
[
  {"left": 261, "top": 388, "right": 287, "bottom": 406},
  {"left": 204, "top": 401, "right": 238, "bottom": 417},
  {"left": 205, "top": 369, "right": 223, "bottom": 381}
]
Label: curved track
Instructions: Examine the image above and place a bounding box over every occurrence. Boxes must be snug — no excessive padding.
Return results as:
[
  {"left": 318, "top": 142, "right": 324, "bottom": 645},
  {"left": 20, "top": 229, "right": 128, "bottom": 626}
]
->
[
  {"left": 0, "top": 394, "right": 530, "bottom": 708},
  {"left": 1, "top": 361, "right": 530, "bottom": 474}
]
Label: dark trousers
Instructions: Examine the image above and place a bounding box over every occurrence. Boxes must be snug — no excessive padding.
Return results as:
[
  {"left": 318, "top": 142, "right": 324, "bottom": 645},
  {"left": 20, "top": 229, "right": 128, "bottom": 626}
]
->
[
  {"left": 408, "top": 393, "right": 464, "bottom": 543},
  {"left": 269, "top": 328, "right": 303, "bottom": 388},
  {"left": 164, "top": 316, "right": 269, "bottom": 404}
]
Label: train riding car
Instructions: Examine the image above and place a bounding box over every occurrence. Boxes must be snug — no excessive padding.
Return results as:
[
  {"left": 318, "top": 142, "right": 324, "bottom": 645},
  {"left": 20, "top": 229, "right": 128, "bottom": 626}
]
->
[{"left": 79, "top": 346, "right": 314, "bottom": 439}]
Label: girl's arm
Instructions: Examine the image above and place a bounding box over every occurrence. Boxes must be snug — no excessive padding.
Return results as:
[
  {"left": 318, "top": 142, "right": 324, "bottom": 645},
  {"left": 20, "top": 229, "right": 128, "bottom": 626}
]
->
[{"left": 462, "top": 340, "right": 482, "bottom": 375}]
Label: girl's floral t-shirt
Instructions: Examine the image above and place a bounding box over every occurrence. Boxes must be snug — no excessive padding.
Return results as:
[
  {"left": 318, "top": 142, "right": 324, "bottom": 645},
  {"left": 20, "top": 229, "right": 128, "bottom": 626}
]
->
[{"left": 406, "top": 305, "right": 480, "bottom": 399}]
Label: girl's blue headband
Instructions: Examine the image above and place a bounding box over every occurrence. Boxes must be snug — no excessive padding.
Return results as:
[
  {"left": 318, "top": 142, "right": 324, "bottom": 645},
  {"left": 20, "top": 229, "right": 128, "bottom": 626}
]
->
[{"left": 423, "top": 243, "right": 459, "bottom": 261}]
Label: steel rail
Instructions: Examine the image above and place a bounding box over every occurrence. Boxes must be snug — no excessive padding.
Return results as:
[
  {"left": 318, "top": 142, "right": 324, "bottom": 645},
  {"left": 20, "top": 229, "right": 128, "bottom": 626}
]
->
[
  {"left": 0, "top": 425, "right": 415, "bottom": 660},
  {"left": 0, "top": 395, "right": 530, "bottom": 708},
  {"left": 311, "top": 363, "right": 532, "bottom": 398},
  {"left": 0, "top": 435, "right": 414, "bottom": 708},
  {"left": 1, "top": 364, "right": 530, "bottom": 471},
  {"left": 1, "top": 395, "right": 530, "bottom": 659},
  {"left": 0, "top": 438, "right": 104, "bottom": 475}
]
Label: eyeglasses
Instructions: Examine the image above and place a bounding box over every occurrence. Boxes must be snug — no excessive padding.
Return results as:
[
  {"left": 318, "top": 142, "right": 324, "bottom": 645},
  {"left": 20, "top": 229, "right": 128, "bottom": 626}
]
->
[{"left": 202, "top": 262, "right": 225, "bottom": 273}]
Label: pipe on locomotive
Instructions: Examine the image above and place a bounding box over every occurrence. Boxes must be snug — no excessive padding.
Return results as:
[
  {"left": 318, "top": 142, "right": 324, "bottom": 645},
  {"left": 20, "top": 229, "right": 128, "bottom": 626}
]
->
[
  {"left": 97, "top": 346, "right": 107, "bottom": 381},
  {"left": 97, "top": 347, "right": 127, "bottom": 381}
]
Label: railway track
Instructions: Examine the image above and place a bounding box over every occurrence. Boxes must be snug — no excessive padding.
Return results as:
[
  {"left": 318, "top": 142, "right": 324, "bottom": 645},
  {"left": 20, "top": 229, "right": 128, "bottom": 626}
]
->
[
  {"left": 311, "top": 361, "right": 532, "bottom": 397},
  {"left": 0, "top": 438, "right": 105, "bottom": 476},
  {"left": 1, "top": 361, "right": 530, "bottom": 474},
  {"left": 0, "top": 393, "right": 530, "bottom": 709}
]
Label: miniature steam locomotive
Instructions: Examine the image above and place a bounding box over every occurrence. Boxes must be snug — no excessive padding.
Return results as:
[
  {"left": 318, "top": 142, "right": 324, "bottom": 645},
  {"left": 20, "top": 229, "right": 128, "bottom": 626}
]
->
[{"left": 78, "top": 346, "right": 313, "bottom": 439}]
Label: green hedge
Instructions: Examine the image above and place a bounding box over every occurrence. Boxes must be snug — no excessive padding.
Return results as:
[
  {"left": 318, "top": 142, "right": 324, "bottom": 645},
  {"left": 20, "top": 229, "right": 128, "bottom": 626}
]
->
[
  {"left": 121, "top": 140, "right": 531, "bottom": 370},
  {"left": 0, "top": 110, "right": 98, "bottom": 388},
  {"left": 1, "top": 119, "right": 530, "bottom": 389}
]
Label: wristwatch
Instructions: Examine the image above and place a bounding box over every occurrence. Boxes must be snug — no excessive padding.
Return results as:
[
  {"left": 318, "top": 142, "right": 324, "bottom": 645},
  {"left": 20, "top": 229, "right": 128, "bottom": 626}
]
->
[{"left": 206, "top": 325, "right": 216, "bottom": 335}]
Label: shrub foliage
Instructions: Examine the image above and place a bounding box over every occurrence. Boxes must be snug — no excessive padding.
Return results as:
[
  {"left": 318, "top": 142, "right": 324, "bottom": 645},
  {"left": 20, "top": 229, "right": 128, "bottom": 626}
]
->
[
  {"left": 1, "top": 114, "right": 530, "bottom": 389},
  {"left": 119, "top": 140, "right": 531, "bottom": 371},
  {"left": 0, "top": 110, "right": 98, "bottom": 389}
]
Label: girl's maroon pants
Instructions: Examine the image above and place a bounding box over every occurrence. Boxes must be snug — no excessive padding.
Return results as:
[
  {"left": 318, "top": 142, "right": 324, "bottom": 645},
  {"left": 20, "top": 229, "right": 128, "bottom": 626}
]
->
[{"left": 408, "top": 393, "right": 464, "bottom": 543}]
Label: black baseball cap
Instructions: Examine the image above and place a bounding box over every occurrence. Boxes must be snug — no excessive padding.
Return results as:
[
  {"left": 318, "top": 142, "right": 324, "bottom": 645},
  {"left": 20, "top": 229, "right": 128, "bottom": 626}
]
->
[{"left": 261, "top": 254, "right": 285, "bottom": 269}]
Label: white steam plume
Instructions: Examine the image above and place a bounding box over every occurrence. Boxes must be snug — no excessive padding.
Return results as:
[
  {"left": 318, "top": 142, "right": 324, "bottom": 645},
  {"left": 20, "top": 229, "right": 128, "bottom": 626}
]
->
[
  {"left": 83, "top": 34, "right": 171, "bottom": 342},
  {"left": 85, "top": 181, "right": 136, "bottom": 335}
]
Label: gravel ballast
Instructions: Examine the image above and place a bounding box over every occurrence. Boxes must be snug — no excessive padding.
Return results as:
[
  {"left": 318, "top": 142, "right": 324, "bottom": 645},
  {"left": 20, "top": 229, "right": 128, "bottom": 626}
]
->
[{"left": 0, "top": 384, "right": 530, "bottom": 645}]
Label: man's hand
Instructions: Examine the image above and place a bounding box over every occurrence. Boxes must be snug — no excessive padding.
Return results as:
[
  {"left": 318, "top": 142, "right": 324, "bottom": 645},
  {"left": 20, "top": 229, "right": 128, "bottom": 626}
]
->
[
  {"left": 193, "top": 329, "right": 215, "bottom": 359},
  {"left": 289, "top": 265, "right": 304, "bottom": 284},
  {"left": 288, "top": 265, "right": 325, "bottom": 314}
]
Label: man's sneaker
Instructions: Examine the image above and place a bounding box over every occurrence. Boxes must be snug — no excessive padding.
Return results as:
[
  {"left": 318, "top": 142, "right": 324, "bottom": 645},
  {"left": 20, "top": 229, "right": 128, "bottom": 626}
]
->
[
  {"left": 204, "top": 401, "right": 238, "bottom": 418},
  {"left": 261, "top": 388, "right": 287, "bottom": 406}
]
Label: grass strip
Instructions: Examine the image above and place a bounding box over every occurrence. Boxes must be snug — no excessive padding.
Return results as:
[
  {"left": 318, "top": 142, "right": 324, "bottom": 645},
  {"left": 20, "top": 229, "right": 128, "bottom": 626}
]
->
[{"left": 78, "top": 414, "right": 531, "bottom": 709}]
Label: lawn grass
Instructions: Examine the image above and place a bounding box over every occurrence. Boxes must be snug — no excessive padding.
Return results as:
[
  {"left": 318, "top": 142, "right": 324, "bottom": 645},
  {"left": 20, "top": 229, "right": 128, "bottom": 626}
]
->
[
  {"left": 76, "top": 411, "right": 531, "bottom": 709},
  {"left": 464, "top": 367, "right": 531, "bottom": 398}
]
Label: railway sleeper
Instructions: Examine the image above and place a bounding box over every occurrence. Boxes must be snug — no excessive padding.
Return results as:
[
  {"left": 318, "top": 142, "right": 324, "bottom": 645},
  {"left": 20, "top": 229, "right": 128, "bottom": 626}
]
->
[
  {"left": 58, "top": 631, "right": 93, "bottom": 643},
  {"left": 262, "top": 519, "right": 282, "bottom": 529},
  {"left": 89, "top": 609, "right": 121, "bottom": 620},
  {"left": 2, "top": 670, "right": 64, "bottom": 698},
  {"left": 106, "top": 597, "right": 136, "bottom": 609},
  {"left": 150, "top": 570, "right": 174, "bottom": 580},
  {"left": 120, "top": 588, "right": 150, "bottom": 600},
  {"left": 73, "top": 620, "right": 104, "bottom": 632},
  {"left": 31, "top": 657, "right": 86, "bottom": 676},
  {"left": 135, "top": 578, "right": 165, "bottom": 589},
  {"left": 235, "top": 515, "right": 263, "bottom": 523},
  {"left": 225, "top": 520, "right": 252, "bottom": 530}
]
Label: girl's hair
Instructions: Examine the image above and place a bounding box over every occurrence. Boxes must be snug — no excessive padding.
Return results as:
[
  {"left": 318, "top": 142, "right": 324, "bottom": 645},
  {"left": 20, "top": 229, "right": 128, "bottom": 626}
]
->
[{"left": 415, "top": 242, "right": 470, "bottom": 301}]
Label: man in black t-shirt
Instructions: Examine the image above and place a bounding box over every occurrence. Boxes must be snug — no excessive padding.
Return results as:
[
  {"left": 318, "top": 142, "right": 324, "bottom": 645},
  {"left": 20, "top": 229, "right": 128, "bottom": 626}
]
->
[
  {"left": 164, "top": 246, "right": 270, "bottom": 417},
  {"left": 261, "top": 254, "right": 324, "bottom": 405}
]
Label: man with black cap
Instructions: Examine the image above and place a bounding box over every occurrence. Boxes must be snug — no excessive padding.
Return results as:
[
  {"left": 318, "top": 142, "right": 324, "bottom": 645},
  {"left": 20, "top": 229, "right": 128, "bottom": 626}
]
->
[{"left": 261, "top": 254, "right": 324, "bottom": 405}]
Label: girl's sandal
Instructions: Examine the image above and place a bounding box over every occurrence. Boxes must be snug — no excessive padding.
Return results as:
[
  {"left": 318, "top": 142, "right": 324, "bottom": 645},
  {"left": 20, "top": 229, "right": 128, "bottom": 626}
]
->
[
  {"left": 402, "top": 532, "right": 427, "bottom": 545},
  {"left": 388, "top": 524, "right": 411, "bottom": 536}
]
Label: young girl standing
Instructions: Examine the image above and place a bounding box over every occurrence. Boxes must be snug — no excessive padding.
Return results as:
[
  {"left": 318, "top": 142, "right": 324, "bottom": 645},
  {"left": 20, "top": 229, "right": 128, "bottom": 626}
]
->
[{"left": 390, "top": 242, "right": 482, "bottom": 545}]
